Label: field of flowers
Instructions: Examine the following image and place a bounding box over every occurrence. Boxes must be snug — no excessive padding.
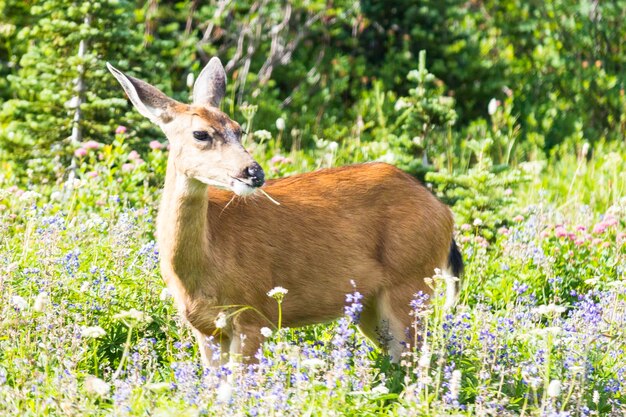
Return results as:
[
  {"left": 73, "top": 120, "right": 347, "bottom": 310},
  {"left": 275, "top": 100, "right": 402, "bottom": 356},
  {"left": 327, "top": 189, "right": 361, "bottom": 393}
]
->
[{"left": 0, "top": 129, "right": 625, "bottom": 416}]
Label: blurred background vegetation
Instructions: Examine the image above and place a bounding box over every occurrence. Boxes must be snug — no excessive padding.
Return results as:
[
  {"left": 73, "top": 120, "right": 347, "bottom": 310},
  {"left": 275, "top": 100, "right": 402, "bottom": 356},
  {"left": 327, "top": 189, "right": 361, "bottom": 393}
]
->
[{"left": 0, "top": 0, "right": 625, "bottom": 228}]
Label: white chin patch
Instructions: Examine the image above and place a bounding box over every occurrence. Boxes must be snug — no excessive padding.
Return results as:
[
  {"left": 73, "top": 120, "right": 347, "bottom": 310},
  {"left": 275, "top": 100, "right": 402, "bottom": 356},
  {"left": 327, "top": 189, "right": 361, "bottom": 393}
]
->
[{"left": 231, "top": 180, "right": 257, "bottom": 196}]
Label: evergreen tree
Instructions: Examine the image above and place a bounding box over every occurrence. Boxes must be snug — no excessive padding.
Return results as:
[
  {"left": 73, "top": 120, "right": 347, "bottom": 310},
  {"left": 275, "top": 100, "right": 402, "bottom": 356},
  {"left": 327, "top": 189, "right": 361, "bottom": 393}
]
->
[{"left": 0, "top": 0, "right": 142, "bottom": 175}]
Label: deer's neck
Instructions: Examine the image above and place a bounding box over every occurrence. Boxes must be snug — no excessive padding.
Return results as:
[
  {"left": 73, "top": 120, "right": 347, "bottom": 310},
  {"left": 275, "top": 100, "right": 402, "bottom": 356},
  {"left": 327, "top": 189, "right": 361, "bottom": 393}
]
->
[{"left": 157, "top": 159, "right": 213, "bottom": 294}]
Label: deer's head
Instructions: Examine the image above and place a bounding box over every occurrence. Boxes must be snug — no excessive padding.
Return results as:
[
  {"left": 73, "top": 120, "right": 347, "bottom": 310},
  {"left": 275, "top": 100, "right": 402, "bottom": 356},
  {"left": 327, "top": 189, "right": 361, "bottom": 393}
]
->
[{"left": 107, "top": 58, "right": 264, "bottom": 196}]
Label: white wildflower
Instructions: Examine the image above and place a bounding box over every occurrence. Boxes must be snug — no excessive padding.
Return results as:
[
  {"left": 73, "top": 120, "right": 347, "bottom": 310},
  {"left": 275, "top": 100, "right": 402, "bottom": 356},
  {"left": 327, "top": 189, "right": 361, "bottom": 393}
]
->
[
  {"left": 159, "top": 287, "right": 171, "bottom": 301},
  {"left": 253, "top": 130, "right": 272, "bottom": 141},
  {"left": 216, "top": 382, "right": 233, "bottom": 403},
  {"left": 214, "top": 312, "right": 227, "bottom": 329},
  {"left": 19, "top": 191, "right": 41, "bottom": 202},
  {"left": 186, "top": 72, "right": 195, "bottom": 88},
  {"left": 532, "top": 304, "right": 566, "bottom": 316},
  {"left": 260, "top": 327, "right": 273, "bottom": 338},
  {"left": 418, "top": 344, "right": 431, "bottom": 368},
  {"left": 592, "top": 390, "right": 599, "bottom": 404},
  {"left": 33, "top": 292, "right": 49, "bottom": 312},
  {"left": 146, "top": 382, "right": 171, "bottom": 392},
  {"left": 81, "top": 326, "right": 106, "bottom": 339},
  {"left": 275, "top": 117, "right": 286, "bottom": 131},
  {"left": 301, "top": 358, "right": 325, "bottom": 369},
  {"left": 473, "top": 218, "right": 483, "bottom": 226},
  {"left": 267, "top": 286, "right": 288, "bottom": 298},
  {"left": 11, "top": 295, "right": 28, "bottom": 311},
  {"left": 449, "top": 370, "right": 462, "bottom": 401},
  {"left": 488, "top": 98, "right": 499, "bottom": 115},
  {"left": 547, "top": 379, "right": 561, "bottom": 398},
  {"left": 371, "top": 384, "right": 390, "bottom": 396},
  {"left": 50, "top": 191, "right": 62, "bottom": 202},
  {"left": 84, "top": 375, "right": 111, "bottom": 397},
  {"left": 327, "top": 141, "right": 338, "bottom": 152},
  {"left": 113, "top": 308, "right": 152, "bottom": 324}
]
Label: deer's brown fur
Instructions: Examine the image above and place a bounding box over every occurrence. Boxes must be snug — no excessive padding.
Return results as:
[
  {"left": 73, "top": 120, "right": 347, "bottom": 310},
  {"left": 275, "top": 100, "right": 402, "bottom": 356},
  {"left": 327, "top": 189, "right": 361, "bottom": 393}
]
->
[{"left": 107, "top": 58, "right": 459, "bottom": 365}]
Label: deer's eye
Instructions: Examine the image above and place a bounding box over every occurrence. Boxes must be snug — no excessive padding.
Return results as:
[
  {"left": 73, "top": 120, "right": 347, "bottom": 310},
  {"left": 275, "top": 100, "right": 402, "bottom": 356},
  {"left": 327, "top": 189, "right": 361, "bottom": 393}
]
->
[{"left": 193, "top": 131, "right": 211, "bottom": 142}]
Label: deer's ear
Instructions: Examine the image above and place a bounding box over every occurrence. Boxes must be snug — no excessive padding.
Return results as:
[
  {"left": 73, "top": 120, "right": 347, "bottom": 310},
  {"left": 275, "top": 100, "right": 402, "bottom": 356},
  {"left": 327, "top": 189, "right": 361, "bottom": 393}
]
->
[
  {"left": 192, "top": 57, "right": 226, "bottom": 108},
  {"left": 107, "top": 63, "right": 176, "bottom": 124}
]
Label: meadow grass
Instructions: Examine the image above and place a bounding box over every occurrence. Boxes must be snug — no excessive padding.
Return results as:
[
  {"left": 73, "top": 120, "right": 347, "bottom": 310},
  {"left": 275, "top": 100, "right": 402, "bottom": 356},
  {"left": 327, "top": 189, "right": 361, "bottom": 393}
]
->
[{"left": 0, "top": 135, "right": 624, "bottom": 416}]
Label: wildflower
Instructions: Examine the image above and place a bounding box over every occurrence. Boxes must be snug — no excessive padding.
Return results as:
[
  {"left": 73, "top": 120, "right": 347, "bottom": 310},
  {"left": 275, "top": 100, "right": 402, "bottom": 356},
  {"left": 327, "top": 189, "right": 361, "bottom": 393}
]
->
[
  {"left": 186, "top": 72, "right": 195, "bottom": 88},
  {"left": 11, "top": 295, "right": 28, "bottom": 311},
  {"left": 448, "top": 369, "right": 462, "bottom": 403},
  {"left": 260, "top": 327, "right": 273, "bottom": 338},
  {"left": 504, "top": 188, "right": 513, "bottom": 196},
  {"left": 149, "top": 140, "right": 163, "bottom": 150},
  {"left": 547, "top": 379, "right": 561, "bottom": 398},
  {"left": 86, "top": 171, "right": 98, "bottom": 179},
  {"left": 592, "top": 223, "right": 607, "bottom": 234},
  {"left": 254, "top": 130, "right": 272, "bottom": 141},
  {"left": 74, "top": 148, "right": 88, "bottom": 158},
  {"left": 159, "top": 287, "right": 171, "bottom": 301},
  {"left": 488, "top": 98, "right": 500, "bottom": 115},
  {"left": 115, "top": 125, "right": 127, "bottom": 134},
  {"left": 33, "top": 292, "right": 49, "bottom": 312},
  {"left": 371, "top": 384, "right": 390, "bottom": 396},
  {"left": 301, "top": 358, "right": 325, "bottom": 369},
  {"left": 128, "top": 150, "right": 141, "bottom": 161},
  {"left": 327, "top": 141, "right": 339, "bottom": 152},
  {"left": 113, "top": 308, "right": 152, "bottom": 325},
  {"left": 418, "top": 344, "right": 431, "bottom": 368},
  {"left": 82, "top": 140, "right": 101, "bottom": 150},
  {"left": 146, "top": 382, "right": 171, "bottom": 392},
  {"left": 121, "top": 163, "right": 135, "bottom": 172},
  {"left": 554, "top": 226, "right": 567, "bottom": 238},
  {"left": 275, "top": 117, "right": 286, "bottom": 131},
  {"left": 267, "top": 286, "right": 288, "bottom": 301},
  {"left": 214, "top": 312, "right": 227, "bottom": 329},
  {"left": 84, "top": 375, "right": 111, "bottom": 397},
  {"left": 473, "top": 218, "right": 483, "bottom": 227},
  {"left": 19, "top": 191, "right": 40, "bottom": 202},
  {"left": 532, "top": 304, "right": 566, "bottom": 316},
  {"left": 513, "top": 215, "right": 524, "bottom": 222},
  {"left": 216, "top": 382, "right": 233, "bottom": 403},
  {"left": 81, "top": 326, "right": 106, "bottom": 339},
  {"left": 460, "top": 223, "right": 472, "bottom": 231}
]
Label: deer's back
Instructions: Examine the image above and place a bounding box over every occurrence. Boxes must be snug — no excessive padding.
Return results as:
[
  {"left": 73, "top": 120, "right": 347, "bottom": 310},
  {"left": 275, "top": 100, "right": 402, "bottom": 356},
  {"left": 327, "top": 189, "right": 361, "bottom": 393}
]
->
[{"left": 205, "top": 163, "right": 454, "bottom": 325}]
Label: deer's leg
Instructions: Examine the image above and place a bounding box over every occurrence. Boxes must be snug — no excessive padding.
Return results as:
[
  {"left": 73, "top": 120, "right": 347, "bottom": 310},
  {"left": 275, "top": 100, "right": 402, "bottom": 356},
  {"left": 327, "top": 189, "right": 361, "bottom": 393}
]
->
[
  {"left": 228, "top": 322, "right": 263, "bottom": 364},
  {"left": 376, "top": 275, "right": 432, "bottom": 362},
  {"left": 193, "top": 328, "right": 231, "bottom": 367}
]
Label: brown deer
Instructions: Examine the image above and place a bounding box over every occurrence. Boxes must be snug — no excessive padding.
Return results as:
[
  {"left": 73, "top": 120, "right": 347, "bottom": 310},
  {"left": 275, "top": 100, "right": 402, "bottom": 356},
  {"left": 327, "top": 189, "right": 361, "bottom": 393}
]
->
[{"left": 107, "top": 58, "right": 462, "bottom": 365}]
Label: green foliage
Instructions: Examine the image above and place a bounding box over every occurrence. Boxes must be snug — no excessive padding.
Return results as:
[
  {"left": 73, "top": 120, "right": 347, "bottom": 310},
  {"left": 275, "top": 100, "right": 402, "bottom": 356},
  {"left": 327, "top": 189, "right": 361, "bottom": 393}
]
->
[{"left": 0, "top": 0, "right": 141, "bottom": 175}]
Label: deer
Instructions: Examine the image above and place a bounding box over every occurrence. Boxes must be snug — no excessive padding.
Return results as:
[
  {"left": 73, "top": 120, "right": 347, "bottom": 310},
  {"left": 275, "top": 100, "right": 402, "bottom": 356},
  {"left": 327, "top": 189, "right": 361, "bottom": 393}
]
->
[{"left": 107, "top": 57, "right": 463, "bottom": 365}]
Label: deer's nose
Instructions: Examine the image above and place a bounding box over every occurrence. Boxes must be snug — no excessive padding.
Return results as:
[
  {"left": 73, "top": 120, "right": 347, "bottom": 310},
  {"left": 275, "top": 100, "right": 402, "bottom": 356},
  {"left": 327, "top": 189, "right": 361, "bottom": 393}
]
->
[{"left": 243, "top": 162, "right": 265, "bottom": 187}]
